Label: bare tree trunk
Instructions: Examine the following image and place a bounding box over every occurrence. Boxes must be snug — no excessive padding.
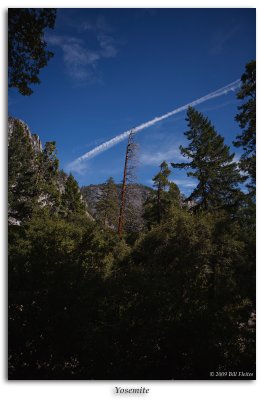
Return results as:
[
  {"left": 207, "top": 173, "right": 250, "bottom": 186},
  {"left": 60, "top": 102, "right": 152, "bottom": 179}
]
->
[
  {"left": 118, "top": 131, "right": 136, "bottom": 238},
  {"left": 157, "top": 183, "right": 161, "bottom": 224}
]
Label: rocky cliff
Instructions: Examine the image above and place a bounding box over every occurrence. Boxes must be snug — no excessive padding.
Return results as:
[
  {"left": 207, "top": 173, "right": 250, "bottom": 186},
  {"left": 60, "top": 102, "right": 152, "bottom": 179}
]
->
[
  {"left": 81, "top": 183, "right": 153, "bottom": 231},
  {"left": 8, "top": 116, "right": 88, "bottom": 223},
  {"left": 8, "top": 116, "right": 42, "bottom": 153}
]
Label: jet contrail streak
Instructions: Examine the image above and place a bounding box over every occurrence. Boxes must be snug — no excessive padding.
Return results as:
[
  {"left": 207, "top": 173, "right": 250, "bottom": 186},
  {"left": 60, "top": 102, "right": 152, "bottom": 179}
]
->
[{"left": 68, "top": 79, "right": 241, "bottom": 172}]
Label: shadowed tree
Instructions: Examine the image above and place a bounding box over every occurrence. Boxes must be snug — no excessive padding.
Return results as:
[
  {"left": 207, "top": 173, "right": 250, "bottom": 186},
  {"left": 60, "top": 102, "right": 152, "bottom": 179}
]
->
[
  {"left": 96, "top": 177, "right": 119, "bottom": 230},
  {"left": 172, "top": 107, "right": 245, "bottom": 212},
  {"left": 8, "top": 119, "right": 39, "bottom": 222},
  {"left": 61, "top": 174, "right": 86, "bottom": 216},
  {"left": 8, "top": 8, "right": 56, "bottom": 95},
  {"left": 39, "top": 141, "right": 61, "bottom": 211},
  {"left": 153, "top": 161, "right": 171, "bottom": 224},
  {"left": 143, "top": 161, "right": 181, "bottom": 227},
  {"left": 233, "top": 60, "right": 256, "bottom": 196}
]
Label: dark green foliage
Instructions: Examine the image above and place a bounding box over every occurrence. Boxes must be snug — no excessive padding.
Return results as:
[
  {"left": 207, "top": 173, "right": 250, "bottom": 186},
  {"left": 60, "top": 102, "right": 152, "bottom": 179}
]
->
[
  {"left": 234, "top": 60, "right": 256, "bottom": 196},
  {"left": 113, "top": 210, "right": 255, "bottom": 379},
  {"left": 8, "top": 8, "right": 56, "bottom": 95},
  {"left": 172, "top": 107, "right": 245, "bottom": 212},
  {"left": 8, "top": 120, "right": 64, "bottom": 222},
  {"left": 8, "top": 120, "right": 39, "bottom": 222},
  {"left": 9, "top": 212, "right": 90, "bottom": 378},
  {"left": 95, "top": 177, "right": 119, "bottom": 229},
  {"left": 144, "top": 161, "right": 181, "bottom": 227},
  {"left": 8, "top": 205, "right": 255, "bottom": 379},
  {"left": 153, "top": 161, "right": 171, "bottom": 224},
  {"left": 8, "top": 212, "right": 129, "bottom": 378},
  {"left": 61, "top": 174, "right": 86, "bottom": 216},
  {"left": 39, "top": 141, "right": 61, "bottom": 211}
]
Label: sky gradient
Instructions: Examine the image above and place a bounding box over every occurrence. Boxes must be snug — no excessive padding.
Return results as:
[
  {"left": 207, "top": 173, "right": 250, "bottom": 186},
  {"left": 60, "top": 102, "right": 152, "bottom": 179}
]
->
[{"left": 8, "top": 8, "right": 256, "bottom": 194}]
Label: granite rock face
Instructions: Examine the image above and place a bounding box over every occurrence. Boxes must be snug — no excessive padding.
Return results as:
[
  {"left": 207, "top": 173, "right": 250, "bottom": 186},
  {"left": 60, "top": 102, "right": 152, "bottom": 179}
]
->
[
  {"left": 81, "top": 183, "right": 153, "bottom": 231},
  {"left": 8, "top": 116, "right": 42, "bottom": 153},
  {"left": 8, "top": 116, "right": 89, "bottom": 223}
]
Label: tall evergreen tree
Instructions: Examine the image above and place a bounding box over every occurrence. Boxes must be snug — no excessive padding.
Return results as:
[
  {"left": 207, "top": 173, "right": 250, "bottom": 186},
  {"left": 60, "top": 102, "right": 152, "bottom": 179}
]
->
[
  {"left": 171, "top": 107, "right": 245, "bottom": 211},
  {"left": 144, "top": 161, "right": 180, "bottom": 227},
  {"left": 233, "top": 60, "right": 256, "bottom": 196},
  {"left": 8, "top": 120, "right": 40, "bottom": 222},
  {"left": 96, "top": 177, "right": 119, "bottom": 230},
  {"left": 39, "top": 141, "right": 61, "bottom": 211},
  {"left": 153, "top": 161, "right": 171, "bottom": 224},
  {"left": 61, "top": 173, "right": 86, "bottom": 216},
  {"left": 167, "top": 181, "right": 181, "bottom": 211}
]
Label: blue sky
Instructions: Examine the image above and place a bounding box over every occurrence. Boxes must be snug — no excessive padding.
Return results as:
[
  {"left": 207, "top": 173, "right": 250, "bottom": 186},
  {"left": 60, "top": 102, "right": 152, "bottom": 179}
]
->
[{"left": 8, "top": 8, "right": 256, "bottom": 194}]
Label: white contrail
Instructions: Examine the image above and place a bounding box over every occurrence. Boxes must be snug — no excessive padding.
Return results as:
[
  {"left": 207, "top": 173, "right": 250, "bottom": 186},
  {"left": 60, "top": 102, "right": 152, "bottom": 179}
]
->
[{"left": 68, "top": 79, "right": 241, "bottom": 172}]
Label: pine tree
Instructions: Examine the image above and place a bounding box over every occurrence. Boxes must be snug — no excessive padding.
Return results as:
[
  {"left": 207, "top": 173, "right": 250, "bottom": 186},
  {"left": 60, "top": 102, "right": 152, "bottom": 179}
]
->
[
  {"left": 8, "top": 119, "right": 40, "bottom": 222},
  {"left": 39, "top": 141, "right": 61, "bottom": 212},
  {"left": 233, "top": 60, "right": 256, "bottom": 196},
  {"left": 167, "top": 181, "right": 181, "bottom": 212},
  {"left": 153, "top": 161, "right": 171, "bottom": 224},
  {"left": 171, "top": 107, "right": 245, "bottom": 211},
  {"left": 144, "top": 161, "right": 180, "bottom": 227},
  {"left": 61, "top": 173, "right": 86, "bottom": 216},
  {"left": 8, "top": 8, "right": 56, "bottom": 95},
  {"left": 96, "top": 177, "right": 119, "bottom": 230}
]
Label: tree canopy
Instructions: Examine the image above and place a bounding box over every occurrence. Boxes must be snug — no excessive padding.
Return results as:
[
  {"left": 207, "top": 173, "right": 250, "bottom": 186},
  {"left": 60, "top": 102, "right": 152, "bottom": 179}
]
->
[
  {"left": 171, "top": 107, "right": 245, "bottom": 212},
  {"left": 8, "top": 8, "right": 56, "bottom": 95},
  {"left": 234, "top": 60, "right": 256, "bottom": 196},
  {"left": 144, "top": 161, "right": 181, "bottom": 227}
]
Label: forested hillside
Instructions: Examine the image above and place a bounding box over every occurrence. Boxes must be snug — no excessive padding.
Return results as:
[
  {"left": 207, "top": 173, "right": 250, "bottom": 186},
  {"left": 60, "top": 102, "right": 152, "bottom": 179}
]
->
[{"left": 8, "top": 60, "right": 256, "bottom": 380}]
